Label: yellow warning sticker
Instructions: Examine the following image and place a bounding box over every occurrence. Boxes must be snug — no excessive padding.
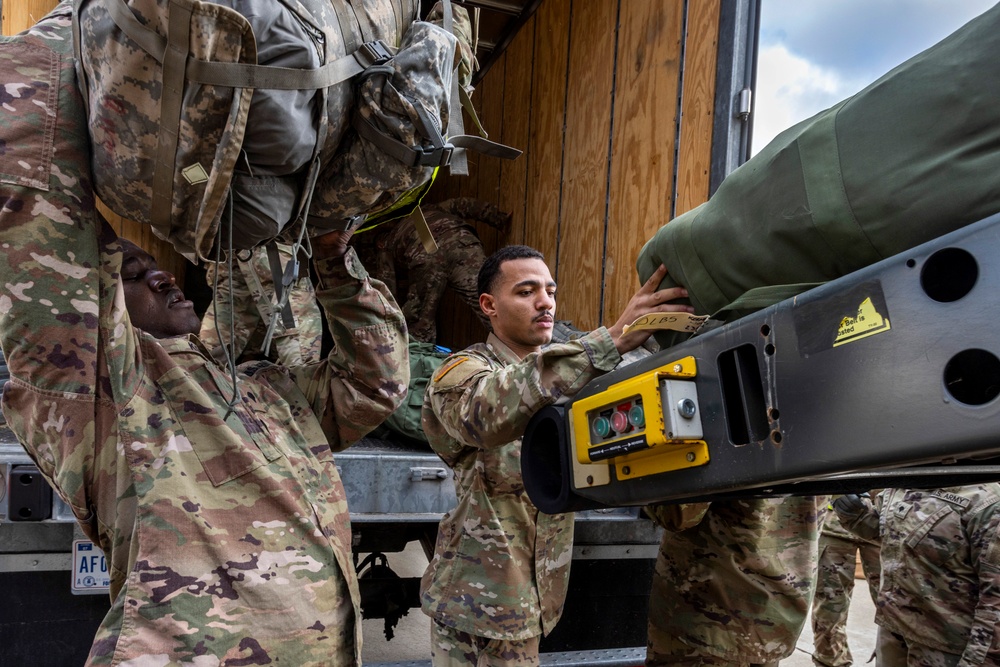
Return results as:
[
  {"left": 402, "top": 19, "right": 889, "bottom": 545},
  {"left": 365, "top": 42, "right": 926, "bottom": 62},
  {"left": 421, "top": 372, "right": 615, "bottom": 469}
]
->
[
  {"left": 833, "top": 297, "right": 891, "bottom": 347},
  {"left": 622, "top": 311, "right": 711, "bottom": 336}
]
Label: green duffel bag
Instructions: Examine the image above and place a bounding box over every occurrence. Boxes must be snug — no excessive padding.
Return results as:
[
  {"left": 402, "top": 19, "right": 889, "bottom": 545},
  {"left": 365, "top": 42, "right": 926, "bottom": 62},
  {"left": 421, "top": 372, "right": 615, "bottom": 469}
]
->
[
  {"left": 381, "top": 337, "right": 450, "bottom": 443},
  {"left": 637, "top": 3, "right": 1000, "bottom": 337}
]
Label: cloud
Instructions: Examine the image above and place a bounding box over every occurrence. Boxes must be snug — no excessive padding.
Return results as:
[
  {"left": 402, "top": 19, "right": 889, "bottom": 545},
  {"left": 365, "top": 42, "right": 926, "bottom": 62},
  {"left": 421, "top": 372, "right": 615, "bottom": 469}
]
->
[{"left": 752, "top": 0, "right": 997, "bottom": 153}]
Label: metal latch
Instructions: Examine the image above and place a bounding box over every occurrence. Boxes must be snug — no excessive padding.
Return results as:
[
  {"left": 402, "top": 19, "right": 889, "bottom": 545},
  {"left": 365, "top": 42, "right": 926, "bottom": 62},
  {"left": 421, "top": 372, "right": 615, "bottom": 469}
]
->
[{"left": 409, "top": 467, "right": 448, "bottom": 482}]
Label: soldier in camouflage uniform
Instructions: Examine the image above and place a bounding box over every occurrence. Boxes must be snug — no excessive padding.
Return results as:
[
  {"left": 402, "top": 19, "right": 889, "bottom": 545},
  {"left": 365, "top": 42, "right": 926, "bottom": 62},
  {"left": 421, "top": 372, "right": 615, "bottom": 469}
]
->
[
  {"left": 199, "top": 243, "right": 324, "bottom": 366},
  {"left": 834, "top": 487, "right": 1000, "bottom": 666},
  {"left": 358, "top": 198, "right": 512, "bottom": 343},
  {"left": 645, "top": 496, "right": 824, "bottom": 666},
  {"left": 811, "top": 496, "right": 881, "bottom": 667},
  {"left": 0, "top": 6, "right": 408, "bottom": 664},
  {"left": 420, "top": 245, "right": 690, "bottom": 666}
]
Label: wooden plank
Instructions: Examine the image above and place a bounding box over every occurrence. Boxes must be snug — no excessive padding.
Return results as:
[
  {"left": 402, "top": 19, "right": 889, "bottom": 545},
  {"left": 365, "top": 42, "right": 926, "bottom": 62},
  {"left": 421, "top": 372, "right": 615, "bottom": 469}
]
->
[
  {"left": 440, "top": 54, "right": 509, "bottom": 350},
  {"left": 474, "top": 54, "right": 506, "bottom": 253},
  {"left": 675, "top": 1, "right": 721, "bottom": 216},
  {"left": 603, "top": 0, "right": 685, "bottom": 325},
  {"left": 524, "top": 0, "right": 571, "bottom": 267},
  {"left": 497, "top": 14, "right": 536, "bottom": 247},
  {"left": 555, "top": 0, "right": 618, "bottom": 331},
  {"left": 2, "top": 0, "right": 56, "bottom": 34}
]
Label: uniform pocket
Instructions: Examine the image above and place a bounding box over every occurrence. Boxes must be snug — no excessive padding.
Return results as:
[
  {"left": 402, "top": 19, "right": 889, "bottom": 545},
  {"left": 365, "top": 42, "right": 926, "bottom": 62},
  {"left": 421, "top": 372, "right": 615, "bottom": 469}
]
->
[
  {"left": 154, "top": 364, "right": 283, "bottom": 486},
  {"left": 0, "top": 40, "right": 58, "bottom": 190}
]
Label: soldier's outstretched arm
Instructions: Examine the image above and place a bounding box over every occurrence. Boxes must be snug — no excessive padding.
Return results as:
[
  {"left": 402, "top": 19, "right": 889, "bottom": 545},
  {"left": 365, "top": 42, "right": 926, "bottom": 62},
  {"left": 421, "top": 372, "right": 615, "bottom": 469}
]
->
[
  {"left": 424, "top": 330, "right": 621, "bottom": 454},
  {"left": 288, "top": 230, "right": 409, "bottom": 449},
  {"left": 0, "top": 5, "right": 120, "bottom": 526},
  {"left": 434, "top": 197, "right": 511, "bottom": 232}
]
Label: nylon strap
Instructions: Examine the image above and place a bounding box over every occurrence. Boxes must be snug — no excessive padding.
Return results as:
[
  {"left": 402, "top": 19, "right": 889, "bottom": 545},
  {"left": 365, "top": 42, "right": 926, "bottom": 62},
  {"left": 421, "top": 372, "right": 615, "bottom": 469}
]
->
[
  {"left": 149, "top": 1, "right": 193, "bottom": 239},
  {"left": 106, "top": 0, "right": 392, "bottom": 91},
  {"left": 265, "top": 242, "right": 297, "bottom": 330},
  {"left": 410, "top": 206, "right": 439, "bottom": 254},
  {"left": 347, "top": 0, "right": 376, "bottom": 45},
  {"left": 332, "top": 0, "right": 362, "bottom": 55}
]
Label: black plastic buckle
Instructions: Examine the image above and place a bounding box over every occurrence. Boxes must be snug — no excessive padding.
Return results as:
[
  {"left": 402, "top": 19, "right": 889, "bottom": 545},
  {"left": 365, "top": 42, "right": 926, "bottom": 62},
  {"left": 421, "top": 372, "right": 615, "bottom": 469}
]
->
[
  {"left": 414, "top": 144, "right": 454, "bottom": 167},
  {"left": 357, "top": 40, "right": 394, "bottom": 68}
]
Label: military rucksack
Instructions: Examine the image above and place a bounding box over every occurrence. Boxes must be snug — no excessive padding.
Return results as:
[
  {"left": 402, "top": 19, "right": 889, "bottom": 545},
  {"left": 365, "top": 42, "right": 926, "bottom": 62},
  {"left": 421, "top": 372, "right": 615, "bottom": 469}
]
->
[{"left": 74, "top": 0, "right": 518, "bottom": 263}]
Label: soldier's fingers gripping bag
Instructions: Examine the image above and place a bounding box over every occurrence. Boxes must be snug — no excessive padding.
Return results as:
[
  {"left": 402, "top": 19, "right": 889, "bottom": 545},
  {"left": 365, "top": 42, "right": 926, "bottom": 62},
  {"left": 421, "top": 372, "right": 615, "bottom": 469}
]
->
[
  {"left": 74, "top": 0, "right": 418, "bottom": 262},
  {"left": 637, "top": 4, "right": 1000, "bottom": 346}
]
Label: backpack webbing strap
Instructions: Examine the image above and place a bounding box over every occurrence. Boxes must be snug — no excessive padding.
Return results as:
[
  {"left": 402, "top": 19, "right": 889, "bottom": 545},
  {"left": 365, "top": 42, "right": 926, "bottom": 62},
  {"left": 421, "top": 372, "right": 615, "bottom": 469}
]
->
[
  {"left": 353, "top": 103, "right": 521, "bottom": 169},
  {"left": 265, "top": 241, "right": 297, "bottom": 331},
  {"left": 151, "top": 1, "right": 194, "bottom": 238},
  {"left": 105, "top": 0, "right": 396, "bottom": 91},
  {"left": 409, "top": 206, "right": 439, "bottom": 255}
]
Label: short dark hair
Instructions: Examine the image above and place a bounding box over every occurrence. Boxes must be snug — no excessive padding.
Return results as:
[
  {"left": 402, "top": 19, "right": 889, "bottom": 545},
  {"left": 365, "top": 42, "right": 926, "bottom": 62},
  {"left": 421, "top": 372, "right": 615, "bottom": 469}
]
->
[{"left": 477, "top": 245, "right": 545, "bottom": 297}]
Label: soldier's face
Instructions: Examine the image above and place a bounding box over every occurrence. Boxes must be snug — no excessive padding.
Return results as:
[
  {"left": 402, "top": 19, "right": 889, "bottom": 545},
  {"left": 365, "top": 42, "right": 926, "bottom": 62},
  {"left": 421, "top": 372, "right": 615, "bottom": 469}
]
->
[
  {"left": 119, "top": 241, "right": 201, "bottom": 339},
  {"left": 480, "top": 258, "right": 556, "bottom": 358}
]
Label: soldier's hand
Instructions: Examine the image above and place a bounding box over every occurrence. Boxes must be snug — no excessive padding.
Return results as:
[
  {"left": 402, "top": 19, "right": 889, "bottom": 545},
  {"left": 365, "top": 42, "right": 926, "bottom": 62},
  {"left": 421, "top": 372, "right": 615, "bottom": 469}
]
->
[
  {"left": 312, "top": 229, "right": 354, "bottom": 259},
  {"left": 832, "top": 493, "right": 868, "bottom": 520},
  {"left": 606, "top": 265, "right": 693, "bottom": 354}
]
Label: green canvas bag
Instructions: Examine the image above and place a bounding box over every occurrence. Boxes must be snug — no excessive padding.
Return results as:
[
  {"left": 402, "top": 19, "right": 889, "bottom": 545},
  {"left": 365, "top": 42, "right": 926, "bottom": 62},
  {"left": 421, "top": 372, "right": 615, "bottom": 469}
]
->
[
  {"left": 381, "top": 338, "right": 450, "bottom": 442},
  {"left": 637, "top": 4, "right": 1000, "bottom": 336}
]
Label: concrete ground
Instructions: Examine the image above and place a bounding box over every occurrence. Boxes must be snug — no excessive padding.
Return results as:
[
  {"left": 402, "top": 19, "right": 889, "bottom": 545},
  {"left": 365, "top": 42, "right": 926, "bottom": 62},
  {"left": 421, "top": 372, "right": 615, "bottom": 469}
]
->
[{"left": 362, "top": 543, "right": 880, "bottom": 666}]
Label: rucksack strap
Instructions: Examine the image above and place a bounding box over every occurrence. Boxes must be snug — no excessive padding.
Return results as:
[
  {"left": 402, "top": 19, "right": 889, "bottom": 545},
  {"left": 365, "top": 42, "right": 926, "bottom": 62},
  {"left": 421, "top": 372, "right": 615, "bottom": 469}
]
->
[
  {"left": 105, "top": 0, "right": 396, "bottom": 91},
  {"left": 353, "top": 101, "right": 521, "bottom": 169},
  {"left": 265, "top": 242, "right": 297, "bottom": 331}
]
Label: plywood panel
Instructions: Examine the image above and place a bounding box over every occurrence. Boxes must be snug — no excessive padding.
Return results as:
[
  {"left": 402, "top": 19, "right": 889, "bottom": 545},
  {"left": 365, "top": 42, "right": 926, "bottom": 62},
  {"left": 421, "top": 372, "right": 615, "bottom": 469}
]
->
[
  {"left": 498, "top": 14, "right": 537, "bottom": 246},
  {"left": 555, "top": 0, "right": 618, "bottom": 331},
  {"left": 675, "top": 1, "right": 721, "bottom": 216},
  {"left": 2, "top": 0, "right": 56, "bottom": 34},
  {"left": 603, "top": 0, "right": 685, "bottom": 325},
  {"left": 474, "top": 55, "right": 506, "bottom": 253},
  {"left": 438, "top": 54, "right": 509, "bottom": 350},
  {"left": 524, "top": 0, "right": 571, "bottom": 266}
]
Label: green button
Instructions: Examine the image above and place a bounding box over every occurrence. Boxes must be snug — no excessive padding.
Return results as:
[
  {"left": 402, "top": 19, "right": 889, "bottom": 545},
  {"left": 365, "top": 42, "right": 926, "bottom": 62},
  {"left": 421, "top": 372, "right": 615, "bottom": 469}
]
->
[
  {"left": 593, "top": 416, "right": 611, "bottom": 438},
  {"left": 629, "top": 405, "right": 645, "bottom": 428}
]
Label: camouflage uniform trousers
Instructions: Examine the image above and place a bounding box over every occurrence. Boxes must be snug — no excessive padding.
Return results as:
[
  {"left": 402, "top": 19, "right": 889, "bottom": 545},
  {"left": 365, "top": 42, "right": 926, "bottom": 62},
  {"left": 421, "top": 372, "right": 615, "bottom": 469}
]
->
[
  {"left": 811, "top": 532, "right": 880, "bottom": 666},
  {"left": 200, "top": 245, "right": 323, "bottom": 366},
  {"left": 430, "top": 619, "right": 540, "bottom": 667},
  {"left": 645, "top": 497, "right": 822, "bottom": 667},
  {"left": 876, "top": 628, "right": 962, "bottom": 667}
]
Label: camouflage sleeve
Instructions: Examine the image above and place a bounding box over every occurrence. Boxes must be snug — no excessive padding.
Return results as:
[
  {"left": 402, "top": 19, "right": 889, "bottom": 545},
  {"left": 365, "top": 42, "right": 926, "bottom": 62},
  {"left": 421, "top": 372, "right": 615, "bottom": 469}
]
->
[
  {"left": 433, "top": 197, "right": 511, "bottom": 231},
  {"left": 288, "top": 248, "right": 408, "bottom": 449},
  {"left": 959, "top": 499, "right": 1000, "bottom": 666},
  {"left": 0, "top": 4, "right": 117, "bottom": 525},
  {"left": 644, "top": 502, "right": 711, "bottom": 532},
  {"left": 424, "top": 328, "right": 620, "bottom": 459},
  {"left": 833, "top": 493, "right": 881, "bottom": 542},
  {"left": 199, "top": 255, "right": 258, "bottom": 358}
]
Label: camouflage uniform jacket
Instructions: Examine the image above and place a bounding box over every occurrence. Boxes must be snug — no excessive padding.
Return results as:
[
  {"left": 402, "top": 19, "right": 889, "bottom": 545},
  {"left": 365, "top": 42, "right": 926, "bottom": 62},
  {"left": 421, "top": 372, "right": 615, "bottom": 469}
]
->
[
  {"left": 0, "top": 10, "right": 409, "bottom": 662},
  {"left": 420, "top": 330, "right": 621, "bottom": 640},
  {"left": 874, "top": 486, "right": 1000, "bottom": 663},
  {"left": 821, "top": 495, "right": 880, "bottom": 545}
]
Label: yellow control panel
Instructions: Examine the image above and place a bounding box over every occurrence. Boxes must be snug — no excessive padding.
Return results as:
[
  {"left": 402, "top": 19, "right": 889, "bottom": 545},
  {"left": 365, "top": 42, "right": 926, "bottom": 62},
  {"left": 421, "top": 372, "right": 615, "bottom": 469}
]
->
[{"left": 570, "top": 356, "right": 710, "bottom": 480}]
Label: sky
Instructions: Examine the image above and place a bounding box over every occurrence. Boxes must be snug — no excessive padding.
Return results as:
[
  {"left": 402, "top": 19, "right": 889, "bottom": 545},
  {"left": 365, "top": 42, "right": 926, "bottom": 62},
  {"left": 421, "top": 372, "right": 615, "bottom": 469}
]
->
[{"left": 751, "top": 0, "right": 997, "bottom": 154}]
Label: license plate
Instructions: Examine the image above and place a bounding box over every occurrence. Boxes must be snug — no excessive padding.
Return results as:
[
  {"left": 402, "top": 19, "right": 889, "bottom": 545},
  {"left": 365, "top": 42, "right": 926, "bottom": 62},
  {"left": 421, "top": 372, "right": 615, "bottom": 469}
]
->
[{"left": 72, "top": 539, "right": 110, "bottom": 595}]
